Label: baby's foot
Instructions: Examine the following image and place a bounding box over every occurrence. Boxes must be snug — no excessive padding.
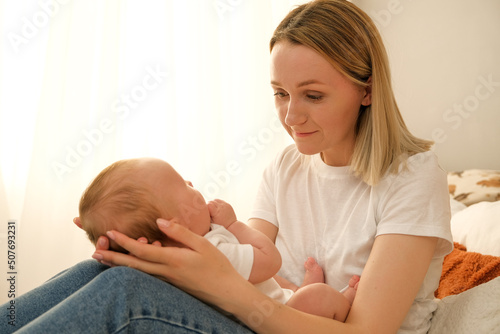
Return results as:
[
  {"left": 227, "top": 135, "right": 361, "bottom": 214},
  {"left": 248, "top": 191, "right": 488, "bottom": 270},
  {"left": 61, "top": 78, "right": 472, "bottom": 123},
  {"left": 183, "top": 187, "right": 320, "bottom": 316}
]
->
[
  {"left": 301, "top": 257, "right": 325, "bottom": 287},
  {"left": 343, "top": 275, "right": 360, "bottom": 305}
]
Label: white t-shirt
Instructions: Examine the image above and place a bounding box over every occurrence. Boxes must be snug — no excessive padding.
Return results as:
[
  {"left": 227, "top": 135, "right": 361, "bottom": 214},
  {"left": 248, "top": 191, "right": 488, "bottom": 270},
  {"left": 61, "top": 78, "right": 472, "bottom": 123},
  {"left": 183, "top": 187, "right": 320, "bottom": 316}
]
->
[
  {"left": 250, "top": 145, "right": 453, "bottom": 333},
  {"left": 205, "top": 224, "right": 294, "bottom": 304}
]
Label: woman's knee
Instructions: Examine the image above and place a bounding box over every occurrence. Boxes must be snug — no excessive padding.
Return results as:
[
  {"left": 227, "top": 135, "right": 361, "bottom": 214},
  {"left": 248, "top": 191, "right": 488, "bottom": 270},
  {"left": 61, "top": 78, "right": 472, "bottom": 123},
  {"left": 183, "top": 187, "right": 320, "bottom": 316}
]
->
[
  {"left": 48, "top": 259, "right": 108, "bottom": 281},
  {"left": 76, "top": 259, "right": 108, "bottom": 270},
  {"left": 96, "top": 266, "right": 170, "bottom": 296},
  {"left": 73, "top": 259, "right": 109, "bottom": 274},
  {"left": 97, "top": 266, "right": 147, "bottom": 286}
]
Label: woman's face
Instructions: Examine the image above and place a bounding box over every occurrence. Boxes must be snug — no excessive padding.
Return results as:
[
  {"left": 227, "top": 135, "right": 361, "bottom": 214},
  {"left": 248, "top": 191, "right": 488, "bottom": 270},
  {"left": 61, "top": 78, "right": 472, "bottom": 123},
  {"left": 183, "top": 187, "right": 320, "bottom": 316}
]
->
[{"left": 270, "top": 42, "right": 371, "bottom": 166}]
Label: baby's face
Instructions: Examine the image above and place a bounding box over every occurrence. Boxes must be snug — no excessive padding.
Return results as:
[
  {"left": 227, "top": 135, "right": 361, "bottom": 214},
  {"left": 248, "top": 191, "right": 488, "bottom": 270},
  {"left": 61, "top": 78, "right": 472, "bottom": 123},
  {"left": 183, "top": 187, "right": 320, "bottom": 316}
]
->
[{"left": 139, "top": 158, "right": 211, "bottom": 236}]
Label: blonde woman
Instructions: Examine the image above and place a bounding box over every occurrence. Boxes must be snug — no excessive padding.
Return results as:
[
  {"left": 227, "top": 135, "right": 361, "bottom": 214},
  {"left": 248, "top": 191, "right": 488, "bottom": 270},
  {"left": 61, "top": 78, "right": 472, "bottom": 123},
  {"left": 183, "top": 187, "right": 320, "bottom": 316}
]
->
[{"left": 1, "top": 1, "right": 451, "bottom": 333}]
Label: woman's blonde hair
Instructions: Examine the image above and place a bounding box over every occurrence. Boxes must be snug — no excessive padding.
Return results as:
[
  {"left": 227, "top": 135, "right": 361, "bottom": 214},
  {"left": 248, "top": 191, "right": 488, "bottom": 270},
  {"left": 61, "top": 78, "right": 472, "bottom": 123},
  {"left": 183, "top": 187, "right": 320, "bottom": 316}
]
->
[{"left": 270, "top": 0, "right": 432, "bottom": 185}]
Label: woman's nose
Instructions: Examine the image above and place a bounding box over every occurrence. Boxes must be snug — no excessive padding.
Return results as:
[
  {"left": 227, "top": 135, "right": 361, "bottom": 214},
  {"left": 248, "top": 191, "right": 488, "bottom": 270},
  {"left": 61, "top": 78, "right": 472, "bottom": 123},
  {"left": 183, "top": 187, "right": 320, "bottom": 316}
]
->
[{"left": 284, "top": 99, "right": 307, "bottom": 127}]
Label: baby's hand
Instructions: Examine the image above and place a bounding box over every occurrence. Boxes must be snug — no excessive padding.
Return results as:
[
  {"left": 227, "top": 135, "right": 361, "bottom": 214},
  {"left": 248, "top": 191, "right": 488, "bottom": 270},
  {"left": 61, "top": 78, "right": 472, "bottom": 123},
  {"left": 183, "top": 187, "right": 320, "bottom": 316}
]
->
[{"left": 208, "top": 199, "right": 237, "bottom": 228}]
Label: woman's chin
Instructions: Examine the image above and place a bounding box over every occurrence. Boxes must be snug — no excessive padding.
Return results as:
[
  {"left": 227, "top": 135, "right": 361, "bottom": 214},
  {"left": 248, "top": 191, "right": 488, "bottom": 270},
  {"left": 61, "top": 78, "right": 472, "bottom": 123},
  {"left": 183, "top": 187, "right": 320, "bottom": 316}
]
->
[{"left": 293, "top": 143, "right": 320, "bottom": 156}]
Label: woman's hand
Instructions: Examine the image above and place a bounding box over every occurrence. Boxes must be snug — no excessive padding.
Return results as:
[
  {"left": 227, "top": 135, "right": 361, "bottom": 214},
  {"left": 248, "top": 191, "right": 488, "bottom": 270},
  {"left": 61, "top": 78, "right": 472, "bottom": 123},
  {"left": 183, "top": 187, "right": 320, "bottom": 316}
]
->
[
  {"left": 73, "top": 216, "right": 161, "bottom": 261},
  {"left": 92, "top": 218, "right": 249, "bottom": 306}
]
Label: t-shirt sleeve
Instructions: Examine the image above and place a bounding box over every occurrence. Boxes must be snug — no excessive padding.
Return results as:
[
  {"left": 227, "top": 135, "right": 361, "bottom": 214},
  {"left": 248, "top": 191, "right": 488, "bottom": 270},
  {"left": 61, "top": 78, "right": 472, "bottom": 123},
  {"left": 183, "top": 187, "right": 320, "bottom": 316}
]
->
[
  {"left": 249, "top": 165, "right": 278, "bottom": 226},
  {"left": 205, "top": 225, "right": 254, "bottom": 280},
  {"left": 375, "top": 152, "right": 453, "bottom": 258},
  {"left": 249, "top": 145, "right": 294, "bottom": 227}
]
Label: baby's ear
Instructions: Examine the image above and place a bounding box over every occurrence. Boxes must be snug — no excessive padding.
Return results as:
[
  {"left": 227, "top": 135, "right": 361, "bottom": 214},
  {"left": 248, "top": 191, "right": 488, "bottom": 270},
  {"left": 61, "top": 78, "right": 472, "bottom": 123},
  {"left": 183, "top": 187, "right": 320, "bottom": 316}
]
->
[{"left": 73, "top": 217, "right": 83, "bottom": 229}]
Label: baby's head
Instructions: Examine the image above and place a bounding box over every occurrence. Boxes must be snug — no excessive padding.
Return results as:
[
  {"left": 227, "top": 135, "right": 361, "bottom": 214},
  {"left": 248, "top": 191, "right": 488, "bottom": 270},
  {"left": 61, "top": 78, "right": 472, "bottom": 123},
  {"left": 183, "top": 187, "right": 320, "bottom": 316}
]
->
[{"left": 77, "top": 158, "right": 211, "bottom": 252}]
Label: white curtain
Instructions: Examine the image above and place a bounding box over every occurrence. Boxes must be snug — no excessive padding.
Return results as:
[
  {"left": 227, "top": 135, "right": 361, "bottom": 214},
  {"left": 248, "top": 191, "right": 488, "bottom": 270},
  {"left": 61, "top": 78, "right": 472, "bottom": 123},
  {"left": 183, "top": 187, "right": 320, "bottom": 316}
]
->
[{"left": 0, "top": 0, "right": 305, "bottom": 300}]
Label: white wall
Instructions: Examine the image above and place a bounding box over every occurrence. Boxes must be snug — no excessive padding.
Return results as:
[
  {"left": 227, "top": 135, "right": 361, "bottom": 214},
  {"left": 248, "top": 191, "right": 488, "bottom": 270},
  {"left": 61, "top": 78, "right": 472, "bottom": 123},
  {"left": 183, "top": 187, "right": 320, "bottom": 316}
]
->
[
  {"left": 0, "top": 0, "right": 296, "bottom": 303},
  {"left": 354, "top": 0, "right": 500, "bottom": 171}
]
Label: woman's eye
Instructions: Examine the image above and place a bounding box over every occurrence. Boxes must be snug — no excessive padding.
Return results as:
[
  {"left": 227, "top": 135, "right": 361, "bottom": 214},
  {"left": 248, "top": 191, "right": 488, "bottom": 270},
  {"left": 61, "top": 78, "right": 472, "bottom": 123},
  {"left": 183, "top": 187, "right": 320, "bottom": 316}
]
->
[
  {"left": 273, "top": 91, "right": 288, "bottom": 98},
  {"left": 307, "top": 94, "right": 322, "bottom": 101}
]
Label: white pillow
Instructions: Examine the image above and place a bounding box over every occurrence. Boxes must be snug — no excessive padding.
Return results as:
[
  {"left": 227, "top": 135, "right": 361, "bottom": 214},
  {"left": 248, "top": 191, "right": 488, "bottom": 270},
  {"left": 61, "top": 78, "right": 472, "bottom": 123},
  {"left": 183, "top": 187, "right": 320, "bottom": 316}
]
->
[
  {"left": 450, "top": 198, "right": 467, "bottom": 216},
  {"left": 450, "top": 201, "right": 500, "bottom": 256}
]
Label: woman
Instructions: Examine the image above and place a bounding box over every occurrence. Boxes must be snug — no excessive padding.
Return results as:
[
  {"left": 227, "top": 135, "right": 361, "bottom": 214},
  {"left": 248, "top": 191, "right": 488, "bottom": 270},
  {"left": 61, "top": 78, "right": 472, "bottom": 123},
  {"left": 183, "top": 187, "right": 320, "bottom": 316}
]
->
[{"left": 1, "top": 1, "right": 452, "bottom": 333}]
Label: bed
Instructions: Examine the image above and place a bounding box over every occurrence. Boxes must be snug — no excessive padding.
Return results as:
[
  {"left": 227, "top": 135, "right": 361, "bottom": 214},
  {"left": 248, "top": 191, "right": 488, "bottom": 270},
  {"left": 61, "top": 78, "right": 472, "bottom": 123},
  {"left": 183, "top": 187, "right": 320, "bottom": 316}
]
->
[{"left": 429, "top": 169, "right": 500, "bottom": 333}]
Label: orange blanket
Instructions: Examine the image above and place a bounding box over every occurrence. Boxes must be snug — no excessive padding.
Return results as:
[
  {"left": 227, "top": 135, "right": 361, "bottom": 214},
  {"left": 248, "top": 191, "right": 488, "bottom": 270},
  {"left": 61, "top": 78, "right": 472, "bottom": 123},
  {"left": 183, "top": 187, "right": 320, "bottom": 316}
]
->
[{"left": 435, "top": 242, "right": 500, "bottom": 298}]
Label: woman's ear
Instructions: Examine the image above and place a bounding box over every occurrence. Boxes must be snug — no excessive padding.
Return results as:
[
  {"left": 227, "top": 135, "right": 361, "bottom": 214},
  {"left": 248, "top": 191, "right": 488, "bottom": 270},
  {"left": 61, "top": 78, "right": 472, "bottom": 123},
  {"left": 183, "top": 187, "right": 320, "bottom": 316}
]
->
[
  {"left": 73, "top": 217, "right": 83, "bottom": 229},
  {"left": 361, "top": 76, "right": 372, "bottom": 106}
]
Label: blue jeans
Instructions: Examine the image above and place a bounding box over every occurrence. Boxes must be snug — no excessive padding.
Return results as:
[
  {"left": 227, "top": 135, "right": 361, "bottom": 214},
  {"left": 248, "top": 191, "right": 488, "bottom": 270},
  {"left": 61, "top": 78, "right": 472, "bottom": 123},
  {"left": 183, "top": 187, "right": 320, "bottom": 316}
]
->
[{"left": 1, "top": 260, "right": 254, "bottom": 333}]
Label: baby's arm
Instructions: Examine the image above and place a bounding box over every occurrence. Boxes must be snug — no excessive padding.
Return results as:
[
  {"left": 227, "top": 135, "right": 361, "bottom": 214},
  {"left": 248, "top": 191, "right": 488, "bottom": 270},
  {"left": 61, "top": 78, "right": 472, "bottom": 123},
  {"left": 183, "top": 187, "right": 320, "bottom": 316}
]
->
[
  {"left": 207, "top": 199, "right": 238, "bottom": 229},
  {"left": 208, "top": 199, "right": 282, "bottom": 284}
]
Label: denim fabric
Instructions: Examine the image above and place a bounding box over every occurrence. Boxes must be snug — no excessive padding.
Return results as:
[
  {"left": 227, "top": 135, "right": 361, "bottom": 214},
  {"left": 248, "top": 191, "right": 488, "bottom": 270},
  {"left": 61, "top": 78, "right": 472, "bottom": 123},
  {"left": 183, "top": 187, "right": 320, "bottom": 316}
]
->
[{"left": 1, "top": 260, "right": 254, "bottom": 333}]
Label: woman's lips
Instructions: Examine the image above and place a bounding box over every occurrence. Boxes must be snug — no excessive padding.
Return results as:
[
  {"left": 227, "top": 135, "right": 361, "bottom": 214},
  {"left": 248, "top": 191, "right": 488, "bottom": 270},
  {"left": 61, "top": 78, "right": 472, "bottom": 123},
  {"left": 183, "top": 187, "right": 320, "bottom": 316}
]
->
[{"left": 293, "top": 131, "right": 317, "bottom": 138}]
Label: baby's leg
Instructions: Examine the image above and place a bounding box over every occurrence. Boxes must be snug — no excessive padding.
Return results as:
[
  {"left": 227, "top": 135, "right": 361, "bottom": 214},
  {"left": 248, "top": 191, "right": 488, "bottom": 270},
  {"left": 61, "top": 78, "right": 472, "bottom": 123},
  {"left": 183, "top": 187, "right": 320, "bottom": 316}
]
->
[
  {"left": 286, "top": 283, "right": 351, "bottom": 322},
  {"left": 301, "top": 257, "right": 325, "bottom": 287}
]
